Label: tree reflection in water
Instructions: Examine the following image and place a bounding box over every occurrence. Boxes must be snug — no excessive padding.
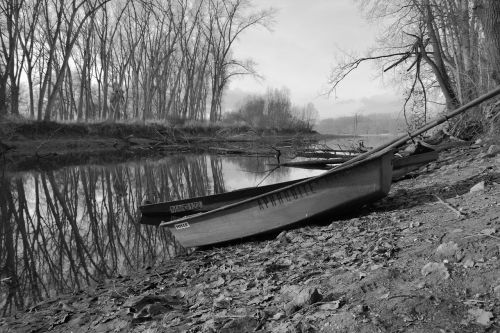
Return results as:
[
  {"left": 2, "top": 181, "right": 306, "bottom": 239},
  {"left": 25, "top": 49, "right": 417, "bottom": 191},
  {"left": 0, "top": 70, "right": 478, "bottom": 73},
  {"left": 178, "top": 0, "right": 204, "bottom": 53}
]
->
[
  {"left": 0, "top": 153, "right": 311, "bottom": 315},
  {"left": 0, "top": 155, "right": 222, "bottom": 315}
]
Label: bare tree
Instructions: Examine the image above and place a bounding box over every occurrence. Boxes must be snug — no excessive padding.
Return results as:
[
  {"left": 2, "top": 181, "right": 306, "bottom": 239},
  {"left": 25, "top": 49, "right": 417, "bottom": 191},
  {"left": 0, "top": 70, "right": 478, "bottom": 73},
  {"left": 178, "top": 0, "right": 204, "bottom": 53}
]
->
[
  {"left": 330, "top": 0, "right": 496, "bottom": 135},
  {"left": 205, "top": 0, "right": 274, "bottom": 122},
  {"left": 0, "top": 0, "right": 24, "bottom": 117}
]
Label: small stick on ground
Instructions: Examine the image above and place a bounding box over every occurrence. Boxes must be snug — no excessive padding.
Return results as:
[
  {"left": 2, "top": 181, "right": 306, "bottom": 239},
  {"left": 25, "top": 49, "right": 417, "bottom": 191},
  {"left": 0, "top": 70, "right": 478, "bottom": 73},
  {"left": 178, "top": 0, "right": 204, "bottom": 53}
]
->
[{"left": 433, "top": 195, "right": 465, "bottom": 218}]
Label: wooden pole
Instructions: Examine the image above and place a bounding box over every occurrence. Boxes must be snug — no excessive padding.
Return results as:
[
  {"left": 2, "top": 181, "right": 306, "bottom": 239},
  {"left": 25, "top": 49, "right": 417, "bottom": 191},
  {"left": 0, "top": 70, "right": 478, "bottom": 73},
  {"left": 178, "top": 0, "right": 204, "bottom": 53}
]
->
[{"left": 340, "top": 86, "right": 500, "bottom": 167}]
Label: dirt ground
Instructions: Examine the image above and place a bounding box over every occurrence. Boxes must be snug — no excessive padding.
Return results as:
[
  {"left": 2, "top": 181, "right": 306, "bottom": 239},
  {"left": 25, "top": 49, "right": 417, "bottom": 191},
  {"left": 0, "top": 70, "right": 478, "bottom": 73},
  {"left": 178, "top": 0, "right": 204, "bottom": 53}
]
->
[{"left": 2, "top": 137, "right": 500, "bottom": 332}]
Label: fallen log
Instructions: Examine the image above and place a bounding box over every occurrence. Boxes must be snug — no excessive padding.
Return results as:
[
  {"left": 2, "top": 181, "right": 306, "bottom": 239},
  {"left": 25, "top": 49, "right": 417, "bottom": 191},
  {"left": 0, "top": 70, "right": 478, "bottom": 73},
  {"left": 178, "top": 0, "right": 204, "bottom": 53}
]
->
[{"left": 267, "top": 157, "right": 352, "bottom": 168}]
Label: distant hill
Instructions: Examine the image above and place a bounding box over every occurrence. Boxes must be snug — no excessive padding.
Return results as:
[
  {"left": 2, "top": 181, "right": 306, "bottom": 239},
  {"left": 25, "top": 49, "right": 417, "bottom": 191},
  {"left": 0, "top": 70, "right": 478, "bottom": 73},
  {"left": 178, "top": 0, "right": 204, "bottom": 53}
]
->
[{"left": 315, "top": 113, "right": 406, "bottom": 135}]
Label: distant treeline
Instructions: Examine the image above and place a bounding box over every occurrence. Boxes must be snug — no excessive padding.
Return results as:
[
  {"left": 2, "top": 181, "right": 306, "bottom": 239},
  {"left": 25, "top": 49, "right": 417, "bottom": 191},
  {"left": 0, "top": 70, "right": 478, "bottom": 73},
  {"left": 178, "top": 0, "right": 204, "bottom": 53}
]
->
[
  {"left": 0, "top": 0, "right": 272, "bottom": 123},
  {"left": 223, "top": 88, "right": 318, "bottom": 131},
  {"left": 315, "top": 113, "right": 406, "bottom": 135}
]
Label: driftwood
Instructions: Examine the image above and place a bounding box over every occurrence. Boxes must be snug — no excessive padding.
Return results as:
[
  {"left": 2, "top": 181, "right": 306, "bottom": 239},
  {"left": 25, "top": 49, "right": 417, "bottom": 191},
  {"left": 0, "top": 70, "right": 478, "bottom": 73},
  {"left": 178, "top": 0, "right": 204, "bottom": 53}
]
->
[
  {"left": 267, "top": 157, "right": 352, "bottom": 168},
  {"left": 296, "top": 151, "right": 359, "bottom": 159},
  {"left": 208, "top": 147, "right": 247, "bottom": 154}
]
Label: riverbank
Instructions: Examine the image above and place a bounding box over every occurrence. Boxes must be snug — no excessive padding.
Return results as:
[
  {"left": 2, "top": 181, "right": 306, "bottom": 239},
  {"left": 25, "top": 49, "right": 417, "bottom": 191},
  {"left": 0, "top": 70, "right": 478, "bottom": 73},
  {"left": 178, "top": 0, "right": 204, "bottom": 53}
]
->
[
  {"left": 0, "top": 121, "right": 323, "bottom": 171},
  {"left": 2, "top": 136, "right": 499, "bottom": 332}
]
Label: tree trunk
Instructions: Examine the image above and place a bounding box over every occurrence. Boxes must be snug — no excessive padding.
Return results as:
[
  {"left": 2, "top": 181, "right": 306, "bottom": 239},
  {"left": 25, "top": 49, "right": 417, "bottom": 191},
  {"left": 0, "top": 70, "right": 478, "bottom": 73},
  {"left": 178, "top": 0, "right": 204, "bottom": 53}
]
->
[
  {"left": 0, "top": 80, "right": 7, "bottom": 117},
  {"left": 478, "top": 0, "right": 500, "bottom": 84}
]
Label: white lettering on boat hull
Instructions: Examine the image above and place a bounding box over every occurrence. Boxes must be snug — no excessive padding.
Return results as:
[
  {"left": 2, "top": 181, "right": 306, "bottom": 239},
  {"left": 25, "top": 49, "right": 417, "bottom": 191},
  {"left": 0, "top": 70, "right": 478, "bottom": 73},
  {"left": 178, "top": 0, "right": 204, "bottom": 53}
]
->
[{"left": 175, "top": 222, "right": 190, "bottom": 230}]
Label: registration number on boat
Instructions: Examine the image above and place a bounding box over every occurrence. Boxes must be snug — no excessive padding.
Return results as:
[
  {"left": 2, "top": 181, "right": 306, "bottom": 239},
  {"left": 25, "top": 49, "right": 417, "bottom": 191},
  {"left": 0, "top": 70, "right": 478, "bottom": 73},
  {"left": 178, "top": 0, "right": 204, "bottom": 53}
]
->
[
  {"left": 170, "top": 201, "right": 202, "bottom": 213},
  {"left": 175, "top": 222, "right": 190, "bottom": 230}
]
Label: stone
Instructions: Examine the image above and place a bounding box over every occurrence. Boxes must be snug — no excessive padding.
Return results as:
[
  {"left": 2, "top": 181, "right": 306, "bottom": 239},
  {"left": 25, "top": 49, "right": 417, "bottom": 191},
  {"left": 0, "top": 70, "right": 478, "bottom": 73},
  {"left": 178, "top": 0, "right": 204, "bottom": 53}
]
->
[
  {"left": 272, "top": 312, "right": 286, "bottom": 320},
  {"left": 275, "top": 231, "right": 290, "bottom": 244},
  {"left": 468, "top": 308, "right": 493, "bottom": 327},
  {"left": 284, "top": 301, "right": 299, "bottom": 316},
  {"left": 421, "top": 262, "right": 450, "bottom": 279},
  {"left": 292, "top": 287, "right": 323, "bottom": 307},
  {"left": 470, "top": 181, "right": 485, "bottom": 193},
  {"left": 219, "top": 316, "right": 259, "bottom": 333},
  {"left": 486, "top": 144, "right": 500, "bottom": 157},
  {"left": 463, "top": 258, "right": 474, "bottom": 268},
  {"left": 435, "top": 242, "right": 459, "bottom": 261},
  {"left": 493, "top": 285, "right": 500, "bottom": 298}
]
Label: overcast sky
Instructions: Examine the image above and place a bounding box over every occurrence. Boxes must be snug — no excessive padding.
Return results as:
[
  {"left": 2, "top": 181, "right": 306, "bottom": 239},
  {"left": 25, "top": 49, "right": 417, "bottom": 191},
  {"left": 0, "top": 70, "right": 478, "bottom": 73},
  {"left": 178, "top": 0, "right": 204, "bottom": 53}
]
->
[{"left": 228, "top": 0, "right": 404, "bottom": 119}]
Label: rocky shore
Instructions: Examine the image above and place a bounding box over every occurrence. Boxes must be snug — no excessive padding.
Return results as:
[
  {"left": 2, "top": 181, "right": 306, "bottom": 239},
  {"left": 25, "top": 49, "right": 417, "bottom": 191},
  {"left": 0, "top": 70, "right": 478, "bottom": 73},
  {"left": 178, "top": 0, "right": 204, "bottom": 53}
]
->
[{"left": 2, "top": 138, "right": 500, "bottom": 332}]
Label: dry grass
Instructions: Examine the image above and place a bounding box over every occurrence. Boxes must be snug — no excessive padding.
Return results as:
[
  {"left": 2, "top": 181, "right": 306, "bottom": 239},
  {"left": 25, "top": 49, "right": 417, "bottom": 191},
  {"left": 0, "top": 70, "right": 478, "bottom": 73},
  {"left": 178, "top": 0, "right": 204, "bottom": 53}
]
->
[{"left": 0, "top": 119, "right": 315, "bottom": 141}]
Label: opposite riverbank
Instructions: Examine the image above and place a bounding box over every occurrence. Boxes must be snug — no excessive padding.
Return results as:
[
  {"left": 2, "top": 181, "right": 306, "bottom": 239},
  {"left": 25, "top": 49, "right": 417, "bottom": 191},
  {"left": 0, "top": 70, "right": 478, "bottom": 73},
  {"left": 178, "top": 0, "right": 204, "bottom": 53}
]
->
[
  {"left": 0, "top": 121, "right": 327, "bottom": 171},
  {"left": 1, "top": 135, "right": 500, "bottom": 332}
]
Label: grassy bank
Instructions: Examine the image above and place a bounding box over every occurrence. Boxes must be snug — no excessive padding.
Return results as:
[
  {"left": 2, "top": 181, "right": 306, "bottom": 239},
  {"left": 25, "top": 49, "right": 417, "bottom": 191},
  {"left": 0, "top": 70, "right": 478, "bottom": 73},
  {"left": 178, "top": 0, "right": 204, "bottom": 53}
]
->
[
  {"left": 0, "top": 120, "right": 316, "bottom": 141},
  {"left": 0, "top": 120, "right": 320, "bottom": 172}
]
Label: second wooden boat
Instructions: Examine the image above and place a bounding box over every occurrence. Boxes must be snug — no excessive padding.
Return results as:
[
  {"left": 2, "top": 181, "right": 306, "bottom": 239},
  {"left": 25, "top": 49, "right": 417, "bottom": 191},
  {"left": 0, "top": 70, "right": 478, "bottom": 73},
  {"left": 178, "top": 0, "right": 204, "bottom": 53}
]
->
[{"left": 158, "top": 148, "right": 394, "bottom": 247}]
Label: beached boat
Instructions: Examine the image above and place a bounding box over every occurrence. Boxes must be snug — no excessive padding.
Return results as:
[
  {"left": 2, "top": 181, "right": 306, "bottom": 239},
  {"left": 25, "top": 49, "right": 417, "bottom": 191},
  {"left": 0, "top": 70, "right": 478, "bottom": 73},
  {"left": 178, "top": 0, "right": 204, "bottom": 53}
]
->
[
  {"left": 139, "top": 150, "right": 438, "bottom": 226},
  {"left": 155, "top": 148, "right": 394, "bottom": 247},
  {"left": 392, "top": 150, "right": 438, "bottom": 180}
]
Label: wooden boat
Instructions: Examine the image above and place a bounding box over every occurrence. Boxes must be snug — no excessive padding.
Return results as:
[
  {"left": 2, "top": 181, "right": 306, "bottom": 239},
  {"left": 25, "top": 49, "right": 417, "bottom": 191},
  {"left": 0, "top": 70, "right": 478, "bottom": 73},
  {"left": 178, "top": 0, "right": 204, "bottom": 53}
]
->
[
  {"left": 156, "top": 148, "right": 394, "bottom": 247},
  {"left": 266, "top": 149, "right": 438, "bottom": 171},
  {"left": 139, "top": 150, "right": 438, "bottom": 226},
  {"left": 392, "top": 150, "right": 438, "bottom": 180}
]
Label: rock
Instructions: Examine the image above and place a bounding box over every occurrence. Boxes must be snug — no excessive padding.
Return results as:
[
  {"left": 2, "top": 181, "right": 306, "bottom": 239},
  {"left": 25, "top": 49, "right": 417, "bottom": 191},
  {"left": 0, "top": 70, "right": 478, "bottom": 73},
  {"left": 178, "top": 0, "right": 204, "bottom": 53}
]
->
[
  {"left": 319, "top": 301, "right": 341, "bottom": 311},
  {"left": 485, "top": 144, "right": 500, "bottom": 157},
  {"left": 352, "top": 304, "right": 368, "bottom": 315},
  {"left": 421, "top": 262, "right": 450, "bottom": 279},
  {"left": 475, "top": 138, "right": 483, "bottom": 145},
  {"left": 123, "top": 295, "right": 174, "bottom": 314},
  {"left": 480, "top": 228, "right": 496, "bottom": 235},
  {"left": 59, "top": 301, "right": 77, "bottom": 313},
  {"left": 468, "top": 308, "right": 494, "bottom": 327},
  {"left": 463, "top": 258, "right": 474, "bottom": 268},
  {"left": 219, "top": 316, "right": 259, "bottom": 333},
  {"left": 435, "top": 242, "right": 459, "bottom": 261},
  {"left": 134, "top": 303, "right": 170, "bottom": 319},
  {"left": 284, "top": 301, "right": 299, "bottom": 316},
  {"left": 213, "top": 294, "right": 232, "bottom": 309},
  {"left": 272, "top": 312, "right": 286, "bottom": 320},
  {"left": 493, "top": 285, "right": 500, "bottom": 298},
  {"left": 275, "top": 231, "right": 290, "bottom": 244},
  {"left": 470, "top": 181, "right": 485, "bottom": 193},
  {"left": 292, "top": 287, "right": 323, "bottom": 307}
]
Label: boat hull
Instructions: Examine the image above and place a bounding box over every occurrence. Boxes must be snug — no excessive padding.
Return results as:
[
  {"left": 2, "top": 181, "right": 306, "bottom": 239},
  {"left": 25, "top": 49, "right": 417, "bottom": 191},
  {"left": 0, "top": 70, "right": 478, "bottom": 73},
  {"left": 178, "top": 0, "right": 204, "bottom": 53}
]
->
[{"left": 161, "top": 149, "right": 393, "bottom": 248}]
